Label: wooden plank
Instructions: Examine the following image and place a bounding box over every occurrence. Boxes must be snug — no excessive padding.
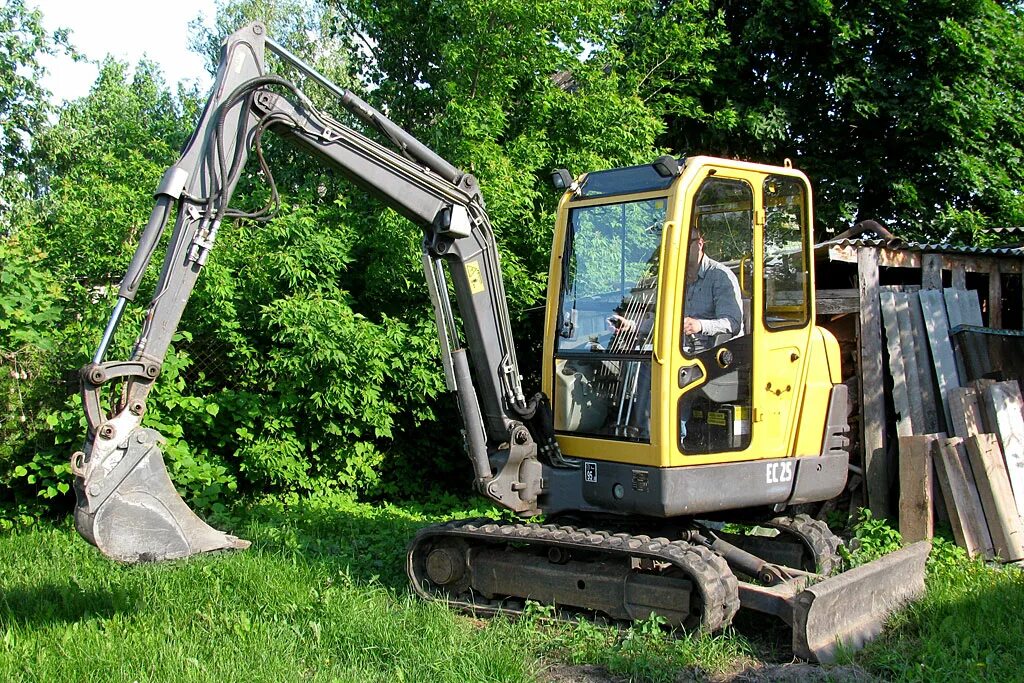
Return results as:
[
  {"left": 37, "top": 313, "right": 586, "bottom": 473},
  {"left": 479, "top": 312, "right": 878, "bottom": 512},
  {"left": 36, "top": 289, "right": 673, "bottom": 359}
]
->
[
  {"left": 894, "top": 292, "right": 926, "bottom": 431},
  {"left": 944, "top": 288, "right": 965, "bottom": 329},
  {"left": 946, "top": 255, "right": 1022, "bottom": 275},
  {"left": 880, "top": 289, "right": 913, "bottom": 436},
  {"left": 943, "top": 288, "right": 981, "bottom": 330},
  {"left": 951, "top": 263, "right": 967, "bottom": 290},
  {"left": 971, "top": 379, "right": 998, "bottom": 431},
  {"left": 920, "top": 289, "right": 962, "bottom": 431},
  {"left": 816, "top": 288, "right": 859, "bottom": 315},
  {"left": 829, "top": 245, "right": 922, "bottom": 269},
  {"left": 981, "top": 381, "right": 1024, "bottom": 517},
  {"left": 922, "top": 253, "right": 943, "bottom": 289},
  {"left": 947, "top": 387, "right": 985, "bottom": 439},
  {"left": 816, "top": 288, "right": 860, "bottom": 299},
  {"left": 825, "top": 246, "right": 1022, "bottom": 274},
  {"left": 858, "top": 248, "right": 889, "bottom": 517},
  {"left": 933, "top": 437, "right": 996, "bottom": 558},
  {"left": 816, "top": 298, "right": 859, "bottom": 315},
  {"left": 899, "top": 436, "right": 934, "bottom": 542},
  {"left": 965, "top": 433, "right": 1024, "bottom": 561},
  {"left": 907, "top": 291, "right": 940, "bottom": 433},
  {"left": 959, "top": 289, "right": 983, "bottom": 327},
  {"left": 989, "top": 269, "right": 1003, "bottom": 329}
]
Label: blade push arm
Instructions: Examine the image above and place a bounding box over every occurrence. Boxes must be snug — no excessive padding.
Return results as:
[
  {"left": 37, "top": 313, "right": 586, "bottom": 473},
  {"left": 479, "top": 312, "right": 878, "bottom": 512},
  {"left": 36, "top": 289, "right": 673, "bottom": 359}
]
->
[{"left": 81, "top": 22, "right": 564, "bottom": 516}]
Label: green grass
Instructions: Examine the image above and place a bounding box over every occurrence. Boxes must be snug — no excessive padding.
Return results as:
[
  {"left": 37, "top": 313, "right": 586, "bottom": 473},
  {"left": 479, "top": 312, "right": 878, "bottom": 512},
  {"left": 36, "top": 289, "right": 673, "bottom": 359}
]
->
[
  {"left": 858, "top": 540, "right": 1024, "bottom": 681},
  {"left": 1, "top": 497, "right": 1021, "bottom": 682},
  {"left": 0, "top": 495, "right": 751, "bottom": 682}
]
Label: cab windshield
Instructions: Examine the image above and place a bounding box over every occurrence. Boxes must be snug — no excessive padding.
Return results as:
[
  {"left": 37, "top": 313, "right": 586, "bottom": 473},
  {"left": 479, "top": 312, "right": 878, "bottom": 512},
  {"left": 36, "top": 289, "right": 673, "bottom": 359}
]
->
[{"left": 553, "top": 197, "right": 667, "bottom": 441}]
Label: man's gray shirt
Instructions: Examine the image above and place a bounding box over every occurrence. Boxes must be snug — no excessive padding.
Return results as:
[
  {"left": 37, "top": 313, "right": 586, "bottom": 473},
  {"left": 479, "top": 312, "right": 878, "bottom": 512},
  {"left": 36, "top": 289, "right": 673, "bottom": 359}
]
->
[{"left": 685, "top": 255, "right": 743, "bottom": 338}]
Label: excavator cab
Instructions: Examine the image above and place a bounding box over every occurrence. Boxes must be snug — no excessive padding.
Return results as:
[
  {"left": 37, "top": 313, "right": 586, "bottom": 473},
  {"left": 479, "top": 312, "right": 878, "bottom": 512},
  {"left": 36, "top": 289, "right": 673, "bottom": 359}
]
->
[{"left": 542, "top": 157, "right": 849, "bottom": 519}]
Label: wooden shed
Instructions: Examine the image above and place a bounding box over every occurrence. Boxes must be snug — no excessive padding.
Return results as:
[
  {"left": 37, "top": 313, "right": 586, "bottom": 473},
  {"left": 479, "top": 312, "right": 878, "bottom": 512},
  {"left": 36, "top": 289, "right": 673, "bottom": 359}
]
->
[{"left": 812, "top": 236, "right": 1024, "bottom": 525}]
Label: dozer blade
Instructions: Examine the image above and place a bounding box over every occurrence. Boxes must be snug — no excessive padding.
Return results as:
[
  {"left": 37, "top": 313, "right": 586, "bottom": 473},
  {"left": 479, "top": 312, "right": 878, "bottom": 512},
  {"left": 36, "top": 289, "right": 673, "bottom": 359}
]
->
[
  {"left": 741, "top": 540, "right": 930, "bottom": 662},
  {"left": 72, "top": 426, "right": 249, "bottom": 563}
]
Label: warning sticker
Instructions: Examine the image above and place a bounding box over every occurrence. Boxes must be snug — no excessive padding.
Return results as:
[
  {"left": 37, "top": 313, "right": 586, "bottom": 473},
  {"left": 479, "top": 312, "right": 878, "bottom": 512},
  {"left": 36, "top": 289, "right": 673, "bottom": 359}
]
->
[
  {"left": 584, "top": 462, "right": 597, "bottom": 483},
  {"left": 707, "top": 411, "right": 727, "bottom": 426},
  {"left": 465, "top": 261, "right": 486, "bottom": 295}
]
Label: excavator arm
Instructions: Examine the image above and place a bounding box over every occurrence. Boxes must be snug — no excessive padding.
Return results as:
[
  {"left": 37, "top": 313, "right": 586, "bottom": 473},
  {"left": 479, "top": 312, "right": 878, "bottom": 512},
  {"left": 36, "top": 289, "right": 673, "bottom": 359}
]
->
[{"left": 73, "top": 22, "right": 561, "bottom": 563}]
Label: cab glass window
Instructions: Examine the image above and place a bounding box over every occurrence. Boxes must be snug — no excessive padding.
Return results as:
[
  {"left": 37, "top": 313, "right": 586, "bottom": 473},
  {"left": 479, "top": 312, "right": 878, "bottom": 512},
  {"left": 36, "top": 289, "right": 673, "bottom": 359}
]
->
[
  {"left": 763, "top": 176, "right": 810, "bottom": 329},
  {"left": 553, "top": 198, "right": 667, "bottom": 442},
  {"left": 678, "top": 177, "right": 753, "bottom": 455}
]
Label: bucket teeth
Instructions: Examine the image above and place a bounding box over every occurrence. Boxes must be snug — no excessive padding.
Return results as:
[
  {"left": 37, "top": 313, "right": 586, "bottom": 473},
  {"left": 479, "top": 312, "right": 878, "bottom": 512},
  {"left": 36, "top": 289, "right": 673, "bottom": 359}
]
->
[{"left": 73, "top": 427, "right": 249, "bottom": 563}]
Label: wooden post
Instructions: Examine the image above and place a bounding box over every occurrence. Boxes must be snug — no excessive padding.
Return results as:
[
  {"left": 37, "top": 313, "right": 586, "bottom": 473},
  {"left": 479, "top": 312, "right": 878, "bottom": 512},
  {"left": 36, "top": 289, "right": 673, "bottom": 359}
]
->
[
  {"left": 922, "top": 253, "right": 943, "bottom": 290},
  {"left": 988, "top": 267, "right": 1003, "bottom": 329},
  {"left": 858, "top": 248, "right": 889, "bottom": 517},
  {"left": 899, "top": 436, "right": 934, "bottom": 543}
]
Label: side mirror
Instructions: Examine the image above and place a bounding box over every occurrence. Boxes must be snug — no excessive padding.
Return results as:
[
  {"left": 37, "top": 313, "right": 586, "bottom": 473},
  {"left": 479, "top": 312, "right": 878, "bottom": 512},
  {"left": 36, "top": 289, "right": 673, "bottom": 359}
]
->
[{"left": 551, "top": 169, "right": 574, "bottom": 191}]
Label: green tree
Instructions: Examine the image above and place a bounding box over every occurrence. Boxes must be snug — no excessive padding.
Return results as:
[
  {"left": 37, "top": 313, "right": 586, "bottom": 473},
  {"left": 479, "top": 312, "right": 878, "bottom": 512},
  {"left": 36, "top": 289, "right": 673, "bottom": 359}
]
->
[
  {"left": 27, "top": 59, "right": 193, "bottom": 283},
  {"left": 0, "top": 0, "right": 74, "bottom": 226},
  {"left": 672, "top": 0, "right": 1024, "bottom": 240}
]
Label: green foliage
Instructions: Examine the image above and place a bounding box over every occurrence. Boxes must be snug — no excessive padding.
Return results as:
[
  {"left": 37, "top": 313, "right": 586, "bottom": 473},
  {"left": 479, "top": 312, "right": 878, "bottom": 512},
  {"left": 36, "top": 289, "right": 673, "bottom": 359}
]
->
[
  {"left": 683, "top": 0, "right": 1024, "bottom": 239},
  {"left": 0, "top": 0, "right": 73, "bottom": 218},
  {"left": 861, "top": 538, "right": 1024, "bottom": 681},
  {"left": 842, "top": 508, "right": 905, "bottom": 566},
  {"left": 28, "top": 58, "right": 192, "bottom": 280},
  {"left": 0, "top": 235, "right": 74, "bottom": 521}
]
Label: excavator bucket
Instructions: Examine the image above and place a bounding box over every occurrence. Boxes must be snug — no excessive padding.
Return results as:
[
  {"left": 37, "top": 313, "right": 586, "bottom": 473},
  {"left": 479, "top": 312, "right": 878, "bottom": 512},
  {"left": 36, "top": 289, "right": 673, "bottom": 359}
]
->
[
  {"left": 741, "top": 540, "right": 930, "bottom": 662},
  {"left": 72, "top": 426, "right": 249, "bottom": 563}
]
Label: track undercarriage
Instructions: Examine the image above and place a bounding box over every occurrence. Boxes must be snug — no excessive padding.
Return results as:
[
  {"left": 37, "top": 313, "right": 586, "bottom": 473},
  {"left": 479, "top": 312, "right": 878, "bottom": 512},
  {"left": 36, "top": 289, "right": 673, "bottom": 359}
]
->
[{"left": 407, "top": 515, "right": 930, "bottom": 662}]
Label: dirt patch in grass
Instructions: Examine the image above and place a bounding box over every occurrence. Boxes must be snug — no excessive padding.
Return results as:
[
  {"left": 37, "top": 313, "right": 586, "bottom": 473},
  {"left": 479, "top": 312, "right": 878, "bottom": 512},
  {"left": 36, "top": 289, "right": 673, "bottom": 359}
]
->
[
  {"left": 708, "top": 663, "right": 877, "bottom": 682},
  {"left": 541, "top": 664, "right": 628, "bottom": 683},
  {"left": 541, "top": 662, "right": 877, "bottom": 683}
]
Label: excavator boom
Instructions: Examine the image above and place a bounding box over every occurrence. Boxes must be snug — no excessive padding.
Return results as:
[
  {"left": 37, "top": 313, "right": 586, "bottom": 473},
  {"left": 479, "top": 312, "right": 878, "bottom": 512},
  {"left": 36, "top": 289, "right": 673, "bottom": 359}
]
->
[{"left": 73, "top": 22, "right": 551, "bottom": 562}]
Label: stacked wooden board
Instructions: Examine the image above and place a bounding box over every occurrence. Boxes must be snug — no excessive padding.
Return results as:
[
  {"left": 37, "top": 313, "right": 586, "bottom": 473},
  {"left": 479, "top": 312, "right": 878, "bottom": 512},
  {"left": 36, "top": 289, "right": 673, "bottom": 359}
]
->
[{"left": 881, "top": 286, "right": 1024, "bottom": 562}]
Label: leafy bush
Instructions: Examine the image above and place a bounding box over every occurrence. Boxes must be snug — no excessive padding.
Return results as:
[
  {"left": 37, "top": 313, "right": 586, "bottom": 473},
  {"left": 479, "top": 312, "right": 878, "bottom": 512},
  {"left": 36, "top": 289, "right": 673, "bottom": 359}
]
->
[{"left": 842, "top": 508, "right": 905, "bottom": 566}]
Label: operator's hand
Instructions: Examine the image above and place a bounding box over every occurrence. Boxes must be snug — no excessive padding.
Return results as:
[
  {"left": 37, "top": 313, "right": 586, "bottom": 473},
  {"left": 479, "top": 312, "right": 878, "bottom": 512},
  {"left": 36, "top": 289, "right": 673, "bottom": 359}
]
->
[
  {"left": 608, "top": 314, "right": 635, "bottom": 333},
  {"left": 683, "top": 317, "right": 702, "bottom": 336}
]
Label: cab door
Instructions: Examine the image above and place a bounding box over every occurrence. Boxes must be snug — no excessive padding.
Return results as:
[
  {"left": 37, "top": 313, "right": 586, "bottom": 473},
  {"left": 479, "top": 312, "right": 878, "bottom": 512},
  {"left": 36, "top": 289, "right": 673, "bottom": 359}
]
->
[
  {"left": 665, "top": 162, "right": 814, "bottom": 467},
  {"left": 665, "top": 166, "right": 757, "bottom": 465},
  {"left": 754, "top": 173, "right": 815, "bottom": 459}
]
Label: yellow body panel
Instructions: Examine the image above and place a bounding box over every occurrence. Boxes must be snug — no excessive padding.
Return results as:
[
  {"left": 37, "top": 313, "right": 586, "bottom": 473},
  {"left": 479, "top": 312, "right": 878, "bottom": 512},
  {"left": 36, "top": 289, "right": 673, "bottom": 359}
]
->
[{"left": 542, "top": 156, "right": 831, "bottom": 470}]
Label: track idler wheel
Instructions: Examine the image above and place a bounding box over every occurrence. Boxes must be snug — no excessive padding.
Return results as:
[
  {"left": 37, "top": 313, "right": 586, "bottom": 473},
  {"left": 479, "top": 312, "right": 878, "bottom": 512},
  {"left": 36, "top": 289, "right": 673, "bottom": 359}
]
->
[
  {"left": 766, "top": 514, "right": 843, "bottom": 575},
  {"left": 664, "top": 541, "right": 740, "bottom": 631}
]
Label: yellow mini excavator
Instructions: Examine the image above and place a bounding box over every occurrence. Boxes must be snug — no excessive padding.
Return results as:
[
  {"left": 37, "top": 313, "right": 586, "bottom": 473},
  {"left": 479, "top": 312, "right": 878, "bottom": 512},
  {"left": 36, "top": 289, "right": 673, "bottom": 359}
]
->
[{"left": 72, "top": 23, "right": 928, "bottom": 662}]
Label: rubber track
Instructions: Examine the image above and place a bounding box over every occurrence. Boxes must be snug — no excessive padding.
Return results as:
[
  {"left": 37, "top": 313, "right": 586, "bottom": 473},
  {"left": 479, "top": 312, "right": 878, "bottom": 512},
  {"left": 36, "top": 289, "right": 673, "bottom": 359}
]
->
[
  {"left": 766, "top": 514, "right": 844, "bottom": 575},
  {"left": 408, "top": 519, "right": 740, "bottom": 631}
]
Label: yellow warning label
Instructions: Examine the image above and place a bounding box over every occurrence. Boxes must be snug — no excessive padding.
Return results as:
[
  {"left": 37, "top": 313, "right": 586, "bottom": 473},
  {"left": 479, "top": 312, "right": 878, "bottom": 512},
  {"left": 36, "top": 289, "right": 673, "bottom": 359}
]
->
[
  {"left": 465, "top": 261, "right": 486, "bottom": 295},
  {"left": 707, "top": 411, "right": 727, "bottom": 426}
]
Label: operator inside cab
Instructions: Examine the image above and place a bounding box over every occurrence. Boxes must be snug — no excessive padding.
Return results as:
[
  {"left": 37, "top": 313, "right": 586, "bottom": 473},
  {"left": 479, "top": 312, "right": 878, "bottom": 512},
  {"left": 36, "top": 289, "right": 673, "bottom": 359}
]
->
[
  {"left": 609, "top": 228, "right": 742, "bottom": 350},
  {"left": 681, "top": 228, "right": 743, "bottom": 353}
]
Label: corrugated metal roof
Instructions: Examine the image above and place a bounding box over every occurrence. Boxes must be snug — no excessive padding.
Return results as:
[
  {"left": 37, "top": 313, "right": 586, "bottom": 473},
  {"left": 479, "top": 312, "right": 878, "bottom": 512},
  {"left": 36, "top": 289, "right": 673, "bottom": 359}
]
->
[{"left": 816, "top": 237, "right": 1024, "bottom": 257}]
